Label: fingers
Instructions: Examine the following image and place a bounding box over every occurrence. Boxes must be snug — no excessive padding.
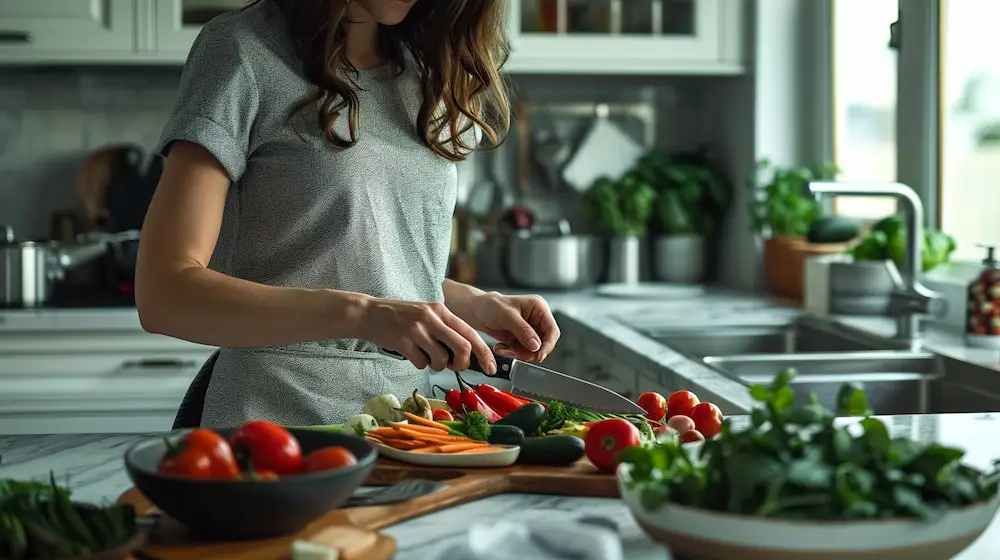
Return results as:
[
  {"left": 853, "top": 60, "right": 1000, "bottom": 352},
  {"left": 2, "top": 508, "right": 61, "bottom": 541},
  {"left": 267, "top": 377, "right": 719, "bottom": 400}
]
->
[
  {"left": 500, "top": 308, "right": 542, "bottom": 355},
  {"left": 530, "top": 300, "right": 561, "bottom": 361},
  {"left": 412, "top": 325, "right": 450, "bottom": 371},
  {"left": 441, "top": 313, "right": 495, "bottom": 375},
  {"left": 398, "top": 341, "right": 430, "bottom": 370}
]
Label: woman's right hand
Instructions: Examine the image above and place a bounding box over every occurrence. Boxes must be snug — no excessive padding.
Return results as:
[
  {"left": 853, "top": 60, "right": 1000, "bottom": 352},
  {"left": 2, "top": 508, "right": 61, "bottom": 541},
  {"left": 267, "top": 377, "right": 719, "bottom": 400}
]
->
[{"left": 358, "top": 299, "right": 496, "bottom": 374}]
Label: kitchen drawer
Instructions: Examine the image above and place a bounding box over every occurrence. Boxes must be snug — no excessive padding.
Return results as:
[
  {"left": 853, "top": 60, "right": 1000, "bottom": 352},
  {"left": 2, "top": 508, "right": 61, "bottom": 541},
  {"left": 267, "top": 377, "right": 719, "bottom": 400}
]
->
[
  {"left": 0, "top": 0, "right": 136, "bottom": 61},
  {"left": 0, "top": 350, "right": 213, "bottom": 377},
  {"left": 0, "top": 330, "right": 215, "bottom": 354},
  {"left": 0, "top": 410, "right": 176, "bottom": 435}
]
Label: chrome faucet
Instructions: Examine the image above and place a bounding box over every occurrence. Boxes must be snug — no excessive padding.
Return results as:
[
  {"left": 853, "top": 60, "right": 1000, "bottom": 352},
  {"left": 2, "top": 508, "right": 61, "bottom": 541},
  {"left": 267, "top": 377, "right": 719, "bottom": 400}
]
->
[{"left": 807, "top": 181, "right": 946, "bottom": 349}]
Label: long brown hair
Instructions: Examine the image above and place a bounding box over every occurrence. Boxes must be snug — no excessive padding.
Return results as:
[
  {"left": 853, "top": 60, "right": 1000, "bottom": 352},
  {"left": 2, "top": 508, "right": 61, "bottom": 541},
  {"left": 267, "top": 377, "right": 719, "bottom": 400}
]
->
[{"left": 271, "top": 0, "right": 510, "bottom": 161}]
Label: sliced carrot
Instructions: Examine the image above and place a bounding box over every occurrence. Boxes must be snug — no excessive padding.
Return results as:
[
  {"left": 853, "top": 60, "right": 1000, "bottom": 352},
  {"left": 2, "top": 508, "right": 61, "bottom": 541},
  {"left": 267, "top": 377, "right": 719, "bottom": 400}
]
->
[
  {"left": 370, "top": 427, "right": 411, "bottom": 439},
  {"left": 408, "top": 446, "right": 442, "bottom": 453},
  {"left": 438, "top": 442, "right": 492, "bottom": 453},
  {"left": 454, "top": 447, "right": 506, "bottom": 454},
  {"left": 390, "top": 440, "right": 426, "bottom": 450},
  {"left": 392, "top": 422, "right": 448, "bottom": 435},
  {"left": 395, "top": 428, "right": 471, "bottom": 444},
  {"left": 402, "top": 412, "right": 452, "bottom": 432}
]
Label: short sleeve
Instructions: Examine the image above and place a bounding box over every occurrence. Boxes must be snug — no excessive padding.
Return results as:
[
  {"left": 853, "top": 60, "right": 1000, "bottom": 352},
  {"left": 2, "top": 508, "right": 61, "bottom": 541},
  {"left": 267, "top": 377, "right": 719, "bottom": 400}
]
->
[{"left": 157, "top": 20, "right": 260, "bottom": 183}]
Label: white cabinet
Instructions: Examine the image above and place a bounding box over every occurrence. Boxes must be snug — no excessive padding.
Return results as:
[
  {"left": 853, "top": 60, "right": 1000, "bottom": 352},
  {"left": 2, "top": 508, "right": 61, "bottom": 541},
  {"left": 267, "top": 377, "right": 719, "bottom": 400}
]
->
[
  {"left": 506, "top": 0, "right": 744, "bottom": 74},
  {"left": 152, "top": 0, "right": 244, "bottom": 57},
  {"left": 0, "top": 0, "right": 136, "bottom": 62}
]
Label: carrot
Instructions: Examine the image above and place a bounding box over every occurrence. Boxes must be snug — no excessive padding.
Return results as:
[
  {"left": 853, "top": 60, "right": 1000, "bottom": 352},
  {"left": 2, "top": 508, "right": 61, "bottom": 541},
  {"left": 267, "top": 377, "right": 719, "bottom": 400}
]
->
[
  {"left": 392, "top": 422, "right": 448, "bottom": 435},
  {"left": 408, "top": 446, "right": 442, "bottom": 453},
  {"left": 402, "top": 412, "right": 452, "bottom": 432},
  {"left": 438, "top": 442, "right": 492, "bottom": 453},
  {"left": 395, "top": 427, "right": 471, "bottom": 444},
  {"left": 454, "top": 447, "right": 505, "bottom": 454},
  {"left": 390, "top": 440, "right": 426, "bottom": 450},
  {"left": 370, "top": 427, "right": 411, "bottom": 439}
]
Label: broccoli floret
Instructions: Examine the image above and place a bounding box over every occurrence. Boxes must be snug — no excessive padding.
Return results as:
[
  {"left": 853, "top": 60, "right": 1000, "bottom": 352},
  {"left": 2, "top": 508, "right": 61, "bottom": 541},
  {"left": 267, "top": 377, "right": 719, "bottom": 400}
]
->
[
  {"left": 463, "top": 411, "right": 491, "bottom": 441},
  {"left": 537, "top": 401, "right": 571, "bottom": 434}
]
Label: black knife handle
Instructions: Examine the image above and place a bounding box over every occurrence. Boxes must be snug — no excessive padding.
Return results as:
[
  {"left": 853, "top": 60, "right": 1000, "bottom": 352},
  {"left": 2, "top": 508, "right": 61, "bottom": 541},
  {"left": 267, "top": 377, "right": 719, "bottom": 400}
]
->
[{"left": 380, "top": 343, "right": 514, "bottom": 379}]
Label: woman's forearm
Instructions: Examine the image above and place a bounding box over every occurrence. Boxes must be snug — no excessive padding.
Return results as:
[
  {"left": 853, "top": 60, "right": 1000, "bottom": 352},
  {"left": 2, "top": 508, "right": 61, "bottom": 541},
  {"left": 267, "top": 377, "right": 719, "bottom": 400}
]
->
[
  {"left": 136, "top": 265, "right": 370, "bottom": 348},
  {"left": 442, "top": 279, "right": 486, "bottom": 321}
]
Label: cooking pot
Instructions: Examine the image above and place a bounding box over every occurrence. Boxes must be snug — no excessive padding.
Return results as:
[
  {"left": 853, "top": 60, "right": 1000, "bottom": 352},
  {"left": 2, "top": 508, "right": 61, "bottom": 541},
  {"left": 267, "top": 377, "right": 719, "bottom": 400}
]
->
[
  {"left": 0, "top": 226, "right": 140, "bottom": 307},
  {"left": 502, "top": 220, "right": 605, "bottom": 290}
]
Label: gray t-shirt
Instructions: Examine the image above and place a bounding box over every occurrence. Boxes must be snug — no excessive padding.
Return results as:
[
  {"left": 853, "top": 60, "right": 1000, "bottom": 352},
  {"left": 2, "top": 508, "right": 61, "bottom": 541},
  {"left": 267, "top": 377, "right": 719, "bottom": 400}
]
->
[{"left": 157, "top": 0, "right": 458, "bottom": 426}]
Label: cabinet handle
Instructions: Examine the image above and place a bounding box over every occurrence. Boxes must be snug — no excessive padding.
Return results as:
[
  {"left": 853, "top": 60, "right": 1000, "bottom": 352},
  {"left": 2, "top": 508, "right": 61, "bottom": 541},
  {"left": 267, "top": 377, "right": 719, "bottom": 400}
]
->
[
  {"left": 121, "top": 359, "right": 198, "bottom": 370},
  {"left": 0, "top": 31, "right": 32, "bottom": 44}
]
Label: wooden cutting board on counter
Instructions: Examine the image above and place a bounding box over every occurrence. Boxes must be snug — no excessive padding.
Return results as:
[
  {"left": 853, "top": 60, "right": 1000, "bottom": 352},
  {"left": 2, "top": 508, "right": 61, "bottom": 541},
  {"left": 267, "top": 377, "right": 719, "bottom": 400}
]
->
[{"left": 116, "top": 458, "right": 617, "bottom": 559}]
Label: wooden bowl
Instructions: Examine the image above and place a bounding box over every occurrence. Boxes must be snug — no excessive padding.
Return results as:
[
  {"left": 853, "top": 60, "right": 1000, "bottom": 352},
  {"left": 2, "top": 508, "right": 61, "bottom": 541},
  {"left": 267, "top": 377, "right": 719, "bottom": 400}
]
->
[
  {"left": 618, "top": 464, "right": 999, "bottom": 560},
  {"left": 124, "top": 429, "right": 376, "bottom": 540}
]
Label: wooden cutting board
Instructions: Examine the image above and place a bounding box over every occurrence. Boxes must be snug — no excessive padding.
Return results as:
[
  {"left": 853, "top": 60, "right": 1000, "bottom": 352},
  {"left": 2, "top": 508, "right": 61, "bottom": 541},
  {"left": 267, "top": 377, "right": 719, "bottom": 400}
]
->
[{"left": 116, "top": 458, "right": 618, "bottom": 559}]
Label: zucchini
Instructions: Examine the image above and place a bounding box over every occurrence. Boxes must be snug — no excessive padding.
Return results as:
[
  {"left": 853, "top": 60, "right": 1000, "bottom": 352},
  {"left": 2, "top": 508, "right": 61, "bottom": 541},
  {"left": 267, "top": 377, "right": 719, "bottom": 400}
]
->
[
  {"left": 807, "top": 216, "right": 860, "bottom": 244},
  {"left": 517, "top": 435, "right": 586, "bottom": 466},
  {"left": 487, "top": 425, "right": 525, "bottom": 446},
  {"left": 495, "top": 403, "right": 545, "bottom": 435}
]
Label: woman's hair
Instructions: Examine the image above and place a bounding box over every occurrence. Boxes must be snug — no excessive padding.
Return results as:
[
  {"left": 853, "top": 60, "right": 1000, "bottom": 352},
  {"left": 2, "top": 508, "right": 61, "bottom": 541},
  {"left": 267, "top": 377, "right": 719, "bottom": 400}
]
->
[{"left": 271, "top": 0, "right": 510, "bottom": 161}]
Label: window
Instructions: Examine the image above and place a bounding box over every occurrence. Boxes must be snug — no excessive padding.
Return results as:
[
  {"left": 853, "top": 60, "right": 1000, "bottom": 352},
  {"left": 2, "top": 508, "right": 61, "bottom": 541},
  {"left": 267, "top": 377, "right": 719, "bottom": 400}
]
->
[
  {"left": 939, "top": 0, "right": 1000, "bottom": 260},
  {"left": 831, "top": 0, "right": 899, "bottom": 220}
]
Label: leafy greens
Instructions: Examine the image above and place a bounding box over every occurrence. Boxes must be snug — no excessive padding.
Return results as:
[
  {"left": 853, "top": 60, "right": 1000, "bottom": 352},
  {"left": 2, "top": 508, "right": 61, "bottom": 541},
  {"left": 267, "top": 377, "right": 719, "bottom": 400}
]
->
[{"left": 618, "top": 369, "right": 1000, "bottom": 521}]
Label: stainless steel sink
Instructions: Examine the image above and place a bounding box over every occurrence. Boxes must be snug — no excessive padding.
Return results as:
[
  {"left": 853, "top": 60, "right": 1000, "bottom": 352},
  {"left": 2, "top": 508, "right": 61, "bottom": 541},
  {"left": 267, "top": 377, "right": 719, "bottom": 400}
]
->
[
  {"left": 645, "top": 318, "right": 887, "bottom": 359},
  {"left": 704, "top": 353, "right": 1000, "bottom": 415}
]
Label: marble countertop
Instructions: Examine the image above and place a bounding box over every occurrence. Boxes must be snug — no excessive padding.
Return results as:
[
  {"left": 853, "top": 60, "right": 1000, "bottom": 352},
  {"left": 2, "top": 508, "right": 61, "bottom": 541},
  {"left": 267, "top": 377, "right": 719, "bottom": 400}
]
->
[{"left": 4, "top": 413, "right": 1000, "bottom": 558}]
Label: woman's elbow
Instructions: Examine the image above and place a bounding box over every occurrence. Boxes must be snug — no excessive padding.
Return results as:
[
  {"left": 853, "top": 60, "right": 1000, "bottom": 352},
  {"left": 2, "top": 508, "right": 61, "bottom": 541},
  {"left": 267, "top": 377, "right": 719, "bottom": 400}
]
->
[{"left": 135, "top": 285, "right": 168, "bottom": 336}]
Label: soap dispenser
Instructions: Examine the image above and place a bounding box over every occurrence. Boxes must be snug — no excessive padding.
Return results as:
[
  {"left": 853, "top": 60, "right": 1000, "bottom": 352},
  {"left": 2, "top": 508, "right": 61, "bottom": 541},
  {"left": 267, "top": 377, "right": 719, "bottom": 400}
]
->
[{"left": 966, "top": 244, "right": 1000, "bottom": 347}]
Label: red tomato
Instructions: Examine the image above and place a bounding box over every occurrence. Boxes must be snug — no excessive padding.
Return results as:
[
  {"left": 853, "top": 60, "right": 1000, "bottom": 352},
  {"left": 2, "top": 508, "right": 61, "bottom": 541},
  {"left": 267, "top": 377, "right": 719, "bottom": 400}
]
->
[
  {"left": 636, "top": 392, "right": 667, "bottom": 422},
  {"left": 432, "top": 409, "right": 454, "bottom": 422},
  {"left": 584, "top": 418, "right": 642, "bottom": 472},
  {"left": 303, "top": 446, "right": 358, "bottom": 473},
  {"left": 230, "top": 421, "right": 303, "bottom": 475},
  {"left": 690, "top": 402, "right": 723, "bottom": 438},
  {"left": 666, "top": 390, "right": 700, "bottom": 419},
  {"left": 680, "top": 430, "right": 705, "bottom": 444},
  {"left": 157, "top": 429, "right": 240, "bottom": 480}
]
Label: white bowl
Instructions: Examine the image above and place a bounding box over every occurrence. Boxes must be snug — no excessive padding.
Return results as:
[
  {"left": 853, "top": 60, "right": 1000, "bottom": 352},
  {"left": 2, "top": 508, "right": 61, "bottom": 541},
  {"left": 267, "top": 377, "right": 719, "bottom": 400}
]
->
[
  {"left": 376, "top": 443, "right": 520, "bottom": 468},
  {"left": 618, "top": 463, "right": 1000, "bottom": 560}
]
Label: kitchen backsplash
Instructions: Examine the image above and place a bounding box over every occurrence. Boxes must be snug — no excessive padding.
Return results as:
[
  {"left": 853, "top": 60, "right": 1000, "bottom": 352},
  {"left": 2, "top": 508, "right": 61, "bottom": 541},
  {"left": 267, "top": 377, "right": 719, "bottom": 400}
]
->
[{"left": 0, "top": 67, "right": 705, "bottom": 240}]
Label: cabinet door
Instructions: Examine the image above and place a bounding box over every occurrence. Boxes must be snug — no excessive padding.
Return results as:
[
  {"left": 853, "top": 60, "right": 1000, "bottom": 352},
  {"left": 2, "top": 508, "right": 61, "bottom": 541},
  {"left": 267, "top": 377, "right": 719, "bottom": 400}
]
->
[
  {"left": 153, "top": 0, "right": 245, "bottom": 58},
  {"left": 508, "top": 0, "right": 741, "bottom": 74},
  {"left": 0, "top": 0, "right": 135, "bottom": 61}
]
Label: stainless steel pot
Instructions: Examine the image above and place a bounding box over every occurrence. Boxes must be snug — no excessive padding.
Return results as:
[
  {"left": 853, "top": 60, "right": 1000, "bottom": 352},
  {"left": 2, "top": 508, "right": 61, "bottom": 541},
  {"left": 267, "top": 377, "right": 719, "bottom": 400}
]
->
[
  {"left": 0, "top": 225, "right": 139, "bottom": 307},
  {"left": 503, "top": 220, "right": 605, "bottom": 290}
]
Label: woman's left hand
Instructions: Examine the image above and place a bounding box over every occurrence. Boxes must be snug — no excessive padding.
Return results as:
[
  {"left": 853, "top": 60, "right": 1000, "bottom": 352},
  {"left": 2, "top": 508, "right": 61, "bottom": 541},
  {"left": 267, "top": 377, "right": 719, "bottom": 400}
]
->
[{"left": 464, "top": 293, "right": 560, "bottom": 363}]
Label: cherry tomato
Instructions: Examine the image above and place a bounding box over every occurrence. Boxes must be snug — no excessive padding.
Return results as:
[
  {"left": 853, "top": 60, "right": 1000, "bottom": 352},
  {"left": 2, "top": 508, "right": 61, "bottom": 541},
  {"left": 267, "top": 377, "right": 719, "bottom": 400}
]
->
[
  {"left": 230, "top": 420, "right": 303, "bottom": 475},
  {"left": 666, "top": 390, "right": 700, "bottom": 419},
  {"left": 584, "top": 418, "right": 642, "bottom": 473},
  {"left": 680, "top": 430, "right": 705, "bottom": 444},
  {"left": 666, "top": 415, "right": 696, "bottom": 434},
  {"left": 303, "top": 446, "right": 358, "bottom": 473},
  {"left": 690, "top": 402, "right": 723, "bottom": 438},
  {"left": 244, "top": 469, "right": 279, "bottom": 481},
  {"left": 432, "top": 409, "right": 454, "bottom": 422},
  {"left": 157, "top": 429, "right": 240, "bottom": 479},
  {"left": 636, "top": 392, "right": 667, "bottom": 422}
]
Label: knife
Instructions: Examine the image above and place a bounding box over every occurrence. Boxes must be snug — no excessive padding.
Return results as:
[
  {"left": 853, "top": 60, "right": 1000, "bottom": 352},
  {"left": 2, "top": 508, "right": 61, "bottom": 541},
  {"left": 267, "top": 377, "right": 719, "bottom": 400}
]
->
[{"left": 380, "top": 345, "right": 646, "bottom": 415}]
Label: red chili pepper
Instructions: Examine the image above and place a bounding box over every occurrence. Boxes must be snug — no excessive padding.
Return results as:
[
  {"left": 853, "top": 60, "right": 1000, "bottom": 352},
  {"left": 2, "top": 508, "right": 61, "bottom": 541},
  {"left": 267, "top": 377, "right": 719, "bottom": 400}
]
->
[
  {"left": 444, "top": 389, "right": 464, "bottom": 415},
  {"left": 461, "top": 389, "right": 502, "bottom": 423},
  {"left": 506, "top": 391, "right": 548, "bottom": 408},
  {"left": 476, "top": 384, "right": 523, "bottom": 416}
]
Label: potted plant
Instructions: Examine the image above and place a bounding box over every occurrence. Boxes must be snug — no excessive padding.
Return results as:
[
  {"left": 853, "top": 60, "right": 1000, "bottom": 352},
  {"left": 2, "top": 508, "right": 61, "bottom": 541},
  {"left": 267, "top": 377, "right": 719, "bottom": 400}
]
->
[
  {"left": 635, "top": 150, "right": 732, "bottom": 284},
  {"left": 582, "top": 171, "right": 656, "bottom": 284},
  {"left": 748, "top": 159, "right": 841, "bottom": 300}
]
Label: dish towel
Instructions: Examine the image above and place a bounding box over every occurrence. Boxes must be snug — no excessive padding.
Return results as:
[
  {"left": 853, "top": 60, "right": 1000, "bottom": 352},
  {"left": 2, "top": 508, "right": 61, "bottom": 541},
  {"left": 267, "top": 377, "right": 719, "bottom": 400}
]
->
[{"left": 429, "top": 514, "right": 673, "bottom": 560}]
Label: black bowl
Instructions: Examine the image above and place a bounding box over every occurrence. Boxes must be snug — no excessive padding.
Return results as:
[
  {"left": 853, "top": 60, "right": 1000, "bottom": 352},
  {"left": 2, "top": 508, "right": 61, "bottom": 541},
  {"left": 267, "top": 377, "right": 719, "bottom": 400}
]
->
[{"left": 124, "top": 428, "right": 377, "bottom": 540}]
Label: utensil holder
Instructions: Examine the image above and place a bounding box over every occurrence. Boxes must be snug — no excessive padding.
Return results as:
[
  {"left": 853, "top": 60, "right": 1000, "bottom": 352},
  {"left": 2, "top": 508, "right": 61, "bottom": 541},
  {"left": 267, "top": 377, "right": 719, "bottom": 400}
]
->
[{"left": 607, "top": 235, "right": 641, "bottom": 284}]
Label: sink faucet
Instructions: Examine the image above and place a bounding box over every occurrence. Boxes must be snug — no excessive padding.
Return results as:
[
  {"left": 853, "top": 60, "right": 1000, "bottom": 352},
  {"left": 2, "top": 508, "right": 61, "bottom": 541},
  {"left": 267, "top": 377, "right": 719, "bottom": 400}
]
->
[{"left": 807, "top": 181, "right": 946, "bottom": 349}]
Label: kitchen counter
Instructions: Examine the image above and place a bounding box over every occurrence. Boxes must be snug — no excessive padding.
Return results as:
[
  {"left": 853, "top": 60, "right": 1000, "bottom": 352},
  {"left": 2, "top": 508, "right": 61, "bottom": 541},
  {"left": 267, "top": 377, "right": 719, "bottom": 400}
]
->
[{"left": 3, "top": 413, "right": 1000, "bottom": 558}]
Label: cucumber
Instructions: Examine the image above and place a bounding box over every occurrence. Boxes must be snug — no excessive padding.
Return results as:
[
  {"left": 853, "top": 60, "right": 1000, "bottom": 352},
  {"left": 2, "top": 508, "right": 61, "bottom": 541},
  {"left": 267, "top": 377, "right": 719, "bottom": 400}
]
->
[
  {"left": 487, "top": 425, "right": 525, "bottom": 446},
  {"left": 807, "top": 216, "right": 860, "bottom": 244},
  {"left": 495, "top": 403, "right": 545, "bottom": 435},
  {"left": 517, "top": 435, "right": 586, "bottom": 466}
]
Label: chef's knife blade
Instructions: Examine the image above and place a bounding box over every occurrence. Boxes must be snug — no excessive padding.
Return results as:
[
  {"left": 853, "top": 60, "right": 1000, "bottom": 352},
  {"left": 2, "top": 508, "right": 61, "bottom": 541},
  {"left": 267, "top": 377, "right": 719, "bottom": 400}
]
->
[{"left": 378, "top": 344, "right": 646, "bottom": 415}]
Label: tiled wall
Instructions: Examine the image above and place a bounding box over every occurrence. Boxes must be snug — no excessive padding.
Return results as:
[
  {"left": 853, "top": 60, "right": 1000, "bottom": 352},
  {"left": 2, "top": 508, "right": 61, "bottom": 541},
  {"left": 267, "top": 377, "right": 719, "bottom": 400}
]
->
[
  {"left": 0, "top": 67, "right": 181, "bottom": 239},
  {"left": 0, "top": 67, "right": 713, "bottom": 241}
]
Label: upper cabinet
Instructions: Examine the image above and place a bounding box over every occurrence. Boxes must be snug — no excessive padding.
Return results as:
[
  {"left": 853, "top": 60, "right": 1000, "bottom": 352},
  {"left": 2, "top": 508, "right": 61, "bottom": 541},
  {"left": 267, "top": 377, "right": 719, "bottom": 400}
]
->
[
  {"left": 153, "top": 0, "right": 245, "bottom": 57},
  {"left": 506, "top": 0, "right": 744, "bottom": 74},
  {"left": 0, "top": 0, "right": 136, "bottom": 62},
  {"left": 0, "top": 0, "right": 744, "bottom": 74}
]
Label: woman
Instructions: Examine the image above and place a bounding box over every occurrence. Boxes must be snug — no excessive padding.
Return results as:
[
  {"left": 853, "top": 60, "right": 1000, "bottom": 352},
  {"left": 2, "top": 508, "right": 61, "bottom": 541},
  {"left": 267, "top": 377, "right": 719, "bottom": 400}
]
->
[{"left": 135, "top": 0, "right": 560, "bottom": 428}]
